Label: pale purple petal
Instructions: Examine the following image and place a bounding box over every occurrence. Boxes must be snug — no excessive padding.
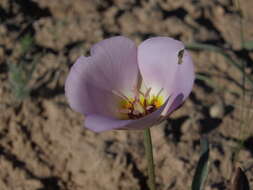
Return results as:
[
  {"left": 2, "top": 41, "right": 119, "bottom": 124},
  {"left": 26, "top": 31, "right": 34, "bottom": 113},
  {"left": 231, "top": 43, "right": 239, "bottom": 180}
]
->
[
  {"left": 65, "top": 36, "right": 139, "bottom": 117},
  {"left": 85, "top": 115, "right": 130, "bottom": 132},
  {"left": 161, "top": 93, "right": 184, "bottom": 117},
  {"left": 138, "top": 37, "right": 194, "bottom": 116},
  {"left": 65, "top": 56, "right": 122, "bottom": 117},
  {"left": 90, "top": 36, "right": 139, "bottom": 97},
  {"left": 138, "top": 37, "right": 183, "bottom": 96},
  {"left": 161, "top": 48, "right": 194, "bottom": 116},
  {"left": 85, "top": 98, "right": 171, "bottom": 132}
]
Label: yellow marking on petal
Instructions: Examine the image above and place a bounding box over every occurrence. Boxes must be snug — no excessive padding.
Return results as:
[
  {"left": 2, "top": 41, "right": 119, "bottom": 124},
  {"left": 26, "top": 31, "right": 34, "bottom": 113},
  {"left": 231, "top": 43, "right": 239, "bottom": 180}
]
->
[
  {"left": 139, "top": 96, "right": 145, "bottom": 106},
  {"left": 118, "top": 88, "right": 165, "bottom": 120},
  {"left": 153, "top": 96, "right": 164, "bottom": 108},
  {"left": 120, "top": 98, "right": 133, "bottom": 109}
]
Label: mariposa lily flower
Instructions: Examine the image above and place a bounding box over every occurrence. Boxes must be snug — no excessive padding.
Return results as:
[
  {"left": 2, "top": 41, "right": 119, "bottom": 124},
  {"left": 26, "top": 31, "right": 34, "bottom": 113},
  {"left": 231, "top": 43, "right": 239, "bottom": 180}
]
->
[{"left": 65, "top": 36, "right": 194, "bottom": 132}]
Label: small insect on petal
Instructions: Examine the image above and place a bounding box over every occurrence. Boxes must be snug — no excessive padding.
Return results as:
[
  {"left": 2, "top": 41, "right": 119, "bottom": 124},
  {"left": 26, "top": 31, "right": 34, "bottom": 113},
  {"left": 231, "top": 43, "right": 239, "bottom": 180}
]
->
[{"left": 178, "top": 49, "right": 185, "bottom": 65}]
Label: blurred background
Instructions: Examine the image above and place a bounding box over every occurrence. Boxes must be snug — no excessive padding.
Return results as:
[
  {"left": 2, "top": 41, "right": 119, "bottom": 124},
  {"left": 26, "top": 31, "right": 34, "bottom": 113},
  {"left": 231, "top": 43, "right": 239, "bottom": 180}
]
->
[{"left": 0, "top": 0, "right": 253, "bottom": 189}]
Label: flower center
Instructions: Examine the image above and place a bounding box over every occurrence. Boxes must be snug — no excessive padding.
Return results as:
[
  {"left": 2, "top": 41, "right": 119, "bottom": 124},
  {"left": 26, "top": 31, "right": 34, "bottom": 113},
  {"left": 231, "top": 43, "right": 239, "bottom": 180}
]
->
[{"left": 118, "top": 88, "right": 164, "bottom": 120}]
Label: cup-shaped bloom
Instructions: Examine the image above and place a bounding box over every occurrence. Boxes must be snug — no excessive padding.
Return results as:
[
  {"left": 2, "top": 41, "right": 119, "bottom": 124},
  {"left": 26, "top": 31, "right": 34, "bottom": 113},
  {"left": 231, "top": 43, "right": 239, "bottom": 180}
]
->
[{"left": 65, "top": 36, "right": 194, "bottom": 132}]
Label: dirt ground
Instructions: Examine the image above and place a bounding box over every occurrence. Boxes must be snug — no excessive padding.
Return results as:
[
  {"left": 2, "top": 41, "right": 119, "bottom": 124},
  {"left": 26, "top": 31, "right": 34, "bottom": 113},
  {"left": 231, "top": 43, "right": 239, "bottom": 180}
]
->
[{"left": 0, "top": 0, "right": 253, "bottom": 190}]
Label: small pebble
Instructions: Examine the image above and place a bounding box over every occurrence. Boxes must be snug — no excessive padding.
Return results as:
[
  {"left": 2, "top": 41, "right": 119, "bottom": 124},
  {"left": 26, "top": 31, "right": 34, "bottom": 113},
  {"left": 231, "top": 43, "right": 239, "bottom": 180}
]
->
[{"left": 209, "top": 103, "right": 225, "bottom": 118}]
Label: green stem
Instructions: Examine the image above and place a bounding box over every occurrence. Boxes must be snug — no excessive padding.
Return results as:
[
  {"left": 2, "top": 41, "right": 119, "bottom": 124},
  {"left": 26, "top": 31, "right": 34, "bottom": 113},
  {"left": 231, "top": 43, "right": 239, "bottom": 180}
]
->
[{"left": 144, "top": 128, "right": 156, "bottom": 190}]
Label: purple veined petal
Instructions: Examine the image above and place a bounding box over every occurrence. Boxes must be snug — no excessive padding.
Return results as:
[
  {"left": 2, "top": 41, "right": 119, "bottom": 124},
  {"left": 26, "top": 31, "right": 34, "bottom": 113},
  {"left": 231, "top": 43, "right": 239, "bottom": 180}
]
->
[
  {"left": 138, "top": 37, "right": 185, "bottom": 97},
  {"left": 161, "top": 93, "right": 184, "bottom": 118},
  {"left": 90, "top": 36, "right": 139, "bottom": 97},
  {"left": 65, "top": 36, "right": 139, "bottom": 117},
  {"left": 85, "top": 115, "right": 130, "bottom": 132},
  {"left": 65, "top": 56, "right": 123, "bottom": 117},
  {"left": 138, "top": 37, "right": 194, "bottom": 116},
  {"left": 85, "top": 97, "right": 171, "bottom": 132},
  {"left": 161, "top": 50, "right": 195, "bottom": 116}
]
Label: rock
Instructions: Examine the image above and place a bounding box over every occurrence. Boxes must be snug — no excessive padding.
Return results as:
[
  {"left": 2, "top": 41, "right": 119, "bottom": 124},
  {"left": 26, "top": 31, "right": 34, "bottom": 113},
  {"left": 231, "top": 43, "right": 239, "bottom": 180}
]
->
[{"left": 210, "top": 103, "right": 225, "bottom": 118}]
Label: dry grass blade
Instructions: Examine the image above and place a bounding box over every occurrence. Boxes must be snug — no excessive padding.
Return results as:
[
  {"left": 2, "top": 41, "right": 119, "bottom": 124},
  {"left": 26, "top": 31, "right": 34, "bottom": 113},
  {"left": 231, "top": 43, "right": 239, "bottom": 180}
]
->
[{"left": 186, "top": 43, "right": 253, "bottom": 87}]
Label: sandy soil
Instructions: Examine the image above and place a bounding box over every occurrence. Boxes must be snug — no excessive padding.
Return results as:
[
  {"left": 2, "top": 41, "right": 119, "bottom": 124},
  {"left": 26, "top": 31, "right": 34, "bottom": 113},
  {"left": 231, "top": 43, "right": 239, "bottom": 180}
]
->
[{"left": 0, "top": 0, "right": 253, "bottom": 189}]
